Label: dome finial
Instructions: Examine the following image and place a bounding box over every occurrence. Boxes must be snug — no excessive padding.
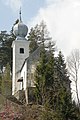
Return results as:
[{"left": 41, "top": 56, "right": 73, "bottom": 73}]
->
[
  {"left": 13, "top": 8, "right": 28, "bottom": 39},
  {"left": 19, "top": 7, "right": 22, "bottom": 22}
]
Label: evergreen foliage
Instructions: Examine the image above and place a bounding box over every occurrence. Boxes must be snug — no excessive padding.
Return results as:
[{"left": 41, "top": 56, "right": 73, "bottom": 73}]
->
[
  {"left": 34, "top": 47, "right": 80, "bottom": 119},
  {"left": 28, "top": 21, "right": 51, "bottom": 54},
  {"left": 0, "top": 20, "right": 79, "bottom": 119},
  {"left": 1, "top": 63, "right": 11, "bottom": 96},
  {"left": 35, "top": 47, "right": 47, "bottom": 105},
  {"left": 28, "top": 27, "right": 39, "bottom": 53},
  {"left": 0, "top": 30, "right": 15, "bottom": 71}
]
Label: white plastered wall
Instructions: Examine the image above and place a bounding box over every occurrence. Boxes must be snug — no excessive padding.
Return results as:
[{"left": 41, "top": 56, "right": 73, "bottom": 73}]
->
[{"left": 12, "top": 40, "right": 29, "bottom": 95}]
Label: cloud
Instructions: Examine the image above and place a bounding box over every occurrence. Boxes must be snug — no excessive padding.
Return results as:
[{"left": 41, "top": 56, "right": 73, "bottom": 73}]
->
[
  {"left": 46, "top": 0, "right": 63, "bottom": 4},
  {"left": 28, "top": 0, "right": 80, "bottom": 57},
  {"left": 28, "top": 0, "right": 80, "bottom": 101},
  {"left": 2, "top": 0, "right": 22, "bottom": 11}
]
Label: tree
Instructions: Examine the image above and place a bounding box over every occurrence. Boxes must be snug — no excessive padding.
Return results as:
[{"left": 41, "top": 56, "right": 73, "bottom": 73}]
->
[
  {"left": 54, "top": 51, "right": 73, "bottom": 119},
  {"left": 34, "top": 43, "right": 79, "bottom": 119},
  {"left": 34, "top": 47, "right": 48, "bottom": 105},
  {"left": 37, "top": 21, "right": 51, "bottom": 45},
  {"left": 56, "top": 51, "right": 71, "bottom": 92},
  {"left": 34, "top": 39, "right": 55, "bottom": 105},
  {"left": 46, "top": 51, "right": 72, "bottom": 119},
  {"left": 28, "top": 21, "right": 52, "bottom": 54},
  {"left": 0, "top": 30, "right": 15, "bottom": 71},
  {"left": 67, "top": 49, "right": 80, "bottom": 109},
  {"left": 1, "top": 63, "right": 11, "bottom": 96},
  {"left": 0, "top": 19, "right": 18, "bottom": 72},
  {"left": 28, "top": 27, "right": 39, "bottom": 54}
]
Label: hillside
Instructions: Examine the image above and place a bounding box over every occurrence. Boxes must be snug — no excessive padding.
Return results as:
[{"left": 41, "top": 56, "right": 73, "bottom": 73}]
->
[{"left": 0, "top": 94, "right": 42, "bottom": 120}]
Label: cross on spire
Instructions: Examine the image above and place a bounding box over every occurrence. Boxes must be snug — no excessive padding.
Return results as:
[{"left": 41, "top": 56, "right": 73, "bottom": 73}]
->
[{"left": 19, "top": 7, "right": 22, "bottom": 22}]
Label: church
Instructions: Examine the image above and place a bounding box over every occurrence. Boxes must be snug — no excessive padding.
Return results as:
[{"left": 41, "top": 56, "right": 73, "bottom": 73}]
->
[
  {"left": 12, "top": 10, "right": 41, "bottom": 104},
  {"left": 11, "top": 10, "right": 71, "bottom": 105}
]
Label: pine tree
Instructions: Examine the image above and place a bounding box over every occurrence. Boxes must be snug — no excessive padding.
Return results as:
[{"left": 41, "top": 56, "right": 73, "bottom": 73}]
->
[
  {"left": 0, "top": 30, "right": 15, "bottom": 71},
  {"left": 28, "top": 27, "right": 38, "bottom": 54},
  {"left": 28, "top": 21, "right": 51, "bottom": 54},
  {"left": 54, "top": 51, "right": 73, "bottom": 119},
  {"left": 1, "top": 63, "right": 11, "bottom": 96},
  {"left": 56, "top": 51, "right": 71, "bottom": 92},
  {"left": 35, "top": 47, "right": 47, "bottom": 105},
  {"left": 34, "top": 46, "right": 79, "bottom": 119}
]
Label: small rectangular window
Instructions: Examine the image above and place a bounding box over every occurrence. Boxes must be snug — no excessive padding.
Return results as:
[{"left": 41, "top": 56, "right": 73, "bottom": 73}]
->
[{"left": 20, "top": 48, "right": 24, "bottom": 54}]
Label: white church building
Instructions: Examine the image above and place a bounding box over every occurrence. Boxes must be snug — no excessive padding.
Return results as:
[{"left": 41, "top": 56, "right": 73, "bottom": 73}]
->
[
  {"left": 11, "top": 10, "right": 71, "bottom": 104},
  {"left": 12, "top": 11, "right": 40, "bottom": 104}
]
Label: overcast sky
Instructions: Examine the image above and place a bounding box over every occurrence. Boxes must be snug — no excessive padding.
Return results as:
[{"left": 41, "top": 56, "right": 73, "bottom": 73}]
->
[
  {"left": 0, "top": 0, "right": 80, "bottom": 100},
  {"left": 0, "top": 0, "right": 80, "bottom": 56},
  {"left": 28, "top": 0, "right": 80, "bottom": 57}
]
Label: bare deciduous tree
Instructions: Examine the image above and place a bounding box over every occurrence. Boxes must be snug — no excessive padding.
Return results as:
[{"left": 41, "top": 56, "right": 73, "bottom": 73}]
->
[{"left": 67, "top": 49, "right": 80, "bottom": 109}]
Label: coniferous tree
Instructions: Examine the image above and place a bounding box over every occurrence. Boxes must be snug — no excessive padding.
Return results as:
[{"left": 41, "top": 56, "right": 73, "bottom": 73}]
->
[
  {"left": 1, "top": 63, "right": 11, "bottom": 96},
  {"left": 28, "top": 27, "right": 39, "bottom": 54},
  {"left": 35, "top": 47, "right": 47, "bottom": 105},
  {"left": 44, "top": 52, "right": 55, "bottom": 107},
  {"left": 28, "top": 22, "right": 80, "bottom": 119},
  {"left": 55, "top": 51, "right": 71, "bottom": 93},
  {"left": 28, "top": 21, "right": 51, "bottom": 54},
  {"left": 35, "top": 49, "right": 76, "bottom": 119},
  {"left": 54, "top": 51, "right": 74, "bottom": 120},
  {"left": 0, "top": 30, "right": 15, "bottom": 71}
]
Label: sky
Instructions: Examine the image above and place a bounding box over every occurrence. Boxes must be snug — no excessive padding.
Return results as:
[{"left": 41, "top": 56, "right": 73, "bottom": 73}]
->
[
  {"left": 0, "top": 0, "right": 80, "bottom": 56},
  {"left": 0, "top": 0, "right": 80, "bottom": 100}
]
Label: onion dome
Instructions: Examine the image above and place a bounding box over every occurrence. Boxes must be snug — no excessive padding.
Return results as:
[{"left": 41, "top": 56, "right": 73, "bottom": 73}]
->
[{"left": 13, "top": 8, "right": 28, "bottom": 39}]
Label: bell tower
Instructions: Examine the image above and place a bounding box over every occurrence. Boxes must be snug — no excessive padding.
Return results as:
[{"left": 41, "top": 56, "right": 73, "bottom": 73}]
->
[{"left": 12, "top": 10, "right": 29, "bottom": 95}]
